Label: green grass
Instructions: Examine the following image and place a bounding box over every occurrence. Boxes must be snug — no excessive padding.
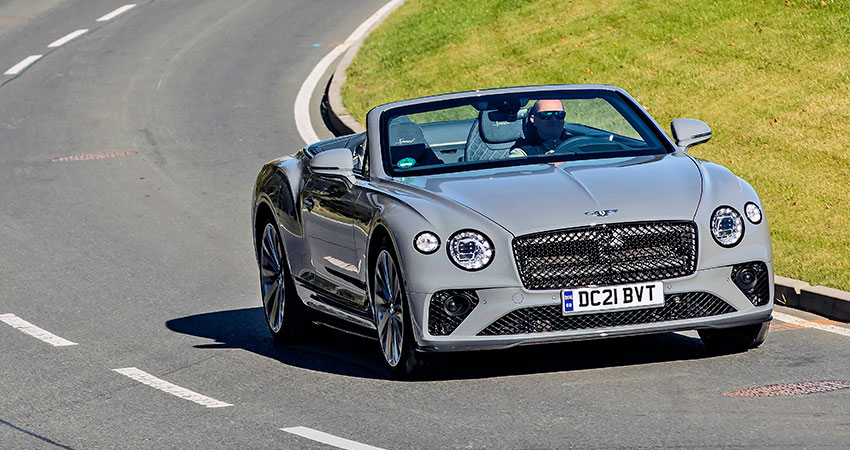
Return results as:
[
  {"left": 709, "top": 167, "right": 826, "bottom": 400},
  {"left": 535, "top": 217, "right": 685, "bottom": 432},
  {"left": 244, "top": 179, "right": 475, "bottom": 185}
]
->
[{"left": 342, "top": 0, "right": 850, "bottom": 291}]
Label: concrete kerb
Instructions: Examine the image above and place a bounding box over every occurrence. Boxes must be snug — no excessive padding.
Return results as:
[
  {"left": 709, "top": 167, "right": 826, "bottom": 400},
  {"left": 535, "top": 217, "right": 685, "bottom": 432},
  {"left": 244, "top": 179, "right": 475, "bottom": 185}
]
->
[
  {"left": 326, "top": 39, "right": 366, "bottom": 136},
  {"left": 775, "top": 276, "right": 850, "bottom": 322},
  {"left": 320, "top": 3, "right": 850, "bottom": 324},
  {"left": 324, "top": 1, "right": 406, "bottom": 136}
]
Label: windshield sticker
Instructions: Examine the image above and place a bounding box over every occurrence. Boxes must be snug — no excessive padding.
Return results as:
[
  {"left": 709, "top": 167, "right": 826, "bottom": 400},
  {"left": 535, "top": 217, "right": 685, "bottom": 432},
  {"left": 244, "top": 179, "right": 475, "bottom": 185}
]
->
[{"left": 398, "top": 157, "right": 416, "bottom": 168}]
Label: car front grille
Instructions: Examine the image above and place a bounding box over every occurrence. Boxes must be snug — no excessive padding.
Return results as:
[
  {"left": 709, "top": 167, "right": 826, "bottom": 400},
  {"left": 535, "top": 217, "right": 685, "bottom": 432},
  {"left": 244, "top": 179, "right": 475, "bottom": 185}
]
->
[
  {"left": 512, "top": 221, "right": 698, "bottom": 290},
  {"left": 477, "top": 292, "right": 735, "bottom": 336}
]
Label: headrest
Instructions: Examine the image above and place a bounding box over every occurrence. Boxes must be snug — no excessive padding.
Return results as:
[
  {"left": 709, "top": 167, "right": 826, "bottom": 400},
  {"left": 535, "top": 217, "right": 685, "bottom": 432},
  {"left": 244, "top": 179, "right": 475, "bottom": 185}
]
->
[
  {"left": 388, "top": 120, "right": 426, "bottom": 148},
  {"left": 479, "top": 110, "right": 525, "bottom": 144},
  {"left": 389, "top": 119, "right": 429, "bottom": 166}
]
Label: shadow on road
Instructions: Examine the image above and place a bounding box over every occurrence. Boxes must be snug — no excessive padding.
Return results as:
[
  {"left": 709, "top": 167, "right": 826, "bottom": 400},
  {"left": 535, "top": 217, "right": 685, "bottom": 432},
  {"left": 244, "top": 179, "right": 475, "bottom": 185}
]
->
[{"left": 166, "top": 307, "right": 715, "bottom": 381}]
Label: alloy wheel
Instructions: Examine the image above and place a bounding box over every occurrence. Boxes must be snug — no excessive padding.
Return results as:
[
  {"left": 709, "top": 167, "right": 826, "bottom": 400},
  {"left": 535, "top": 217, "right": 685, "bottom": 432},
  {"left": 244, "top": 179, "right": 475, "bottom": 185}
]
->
[
  {"left": 373, "top": 249, "right": 404, "bottom": 367},
  {"left": 260, "top": 223, "right": 285, "bottom": 333}
]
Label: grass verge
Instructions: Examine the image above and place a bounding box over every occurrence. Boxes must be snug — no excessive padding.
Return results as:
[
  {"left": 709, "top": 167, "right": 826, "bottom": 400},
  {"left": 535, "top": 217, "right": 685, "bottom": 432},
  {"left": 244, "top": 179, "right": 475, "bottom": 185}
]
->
[{"left": 342, "top": 0, "right": 850, "bottom": 291}]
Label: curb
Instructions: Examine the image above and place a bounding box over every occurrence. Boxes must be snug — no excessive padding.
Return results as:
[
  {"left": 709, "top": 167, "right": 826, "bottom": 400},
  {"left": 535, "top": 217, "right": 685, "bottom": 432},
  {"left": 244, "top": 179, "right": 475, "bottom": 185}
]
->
[
  {"left": 325, "top": 40, "right": 366, "bottom": 135},
  {"left": 320, "top": 4, "right": 850, "bottom": 324},
  {"left": 775, "top": 276, "right": 850, "bottom": 322},
  {"left": 323, "top": 1, "right": 405, "bottom": 136}
]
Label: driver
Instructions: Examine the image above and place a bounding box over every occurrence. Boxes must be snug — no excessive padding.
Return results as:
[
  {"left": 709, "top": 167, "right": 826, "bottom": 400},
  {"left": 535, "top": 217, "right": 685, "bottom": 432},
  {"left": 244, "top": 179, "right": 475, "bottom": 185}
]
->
[{"left": 510, "top": 99, "right": 571, "bottom": 157}]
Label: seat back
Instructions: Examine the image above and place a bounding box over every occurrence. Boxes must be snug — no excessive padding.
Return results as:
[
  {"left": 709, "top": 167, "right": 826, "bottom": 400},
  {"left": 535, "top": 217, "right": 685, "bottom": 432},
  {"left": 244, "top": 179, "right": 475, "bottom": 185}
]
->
[
  {"left": 464, "top": 109, "right": 526, "bottom": 161},
  {"left": 388, "top": 119, "right": 442, "bottom": 169}
]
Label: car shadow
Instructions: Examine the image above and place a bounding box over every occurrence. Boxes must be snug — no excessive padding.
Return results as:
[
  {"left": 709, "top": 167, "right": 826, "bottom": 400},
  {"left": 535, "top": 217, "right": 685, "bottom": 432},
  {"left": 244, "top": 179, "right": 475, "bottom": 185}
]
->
[{"left": 166, "top": 307, "right": 716, "bottom": 381}]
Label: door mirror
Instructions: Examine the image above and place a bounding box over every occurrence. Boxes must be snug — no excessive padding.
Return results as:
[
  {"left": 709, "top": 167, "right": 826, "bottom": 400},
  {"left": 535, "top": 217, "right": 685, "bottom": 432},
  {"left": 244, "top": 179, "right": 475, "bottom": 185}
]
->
[
  {"left": 671, "top": 118, "right": 712, "bottom": 151},
  {"left": 309, "top": 147, "right": 356, "bottom": 187}
]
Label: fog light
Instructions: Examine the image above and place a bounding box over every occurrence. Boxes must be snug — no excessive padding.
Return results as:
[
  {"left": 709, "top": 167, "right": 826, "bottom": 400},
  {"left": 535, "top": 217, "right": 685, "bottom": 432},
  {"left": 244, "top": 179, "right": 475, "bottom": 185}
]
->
[
  {"left": 732, "top": 262, "right": 770, "bottom": 307},
  {"left": 428, "top": 290, "right": 480, "bottom": 336},
  {"left": 443, "top": 294, "right": 472, "bottom": 317},
  {"left": 737, "top": 268, "right": 756, "bottom": 289}
]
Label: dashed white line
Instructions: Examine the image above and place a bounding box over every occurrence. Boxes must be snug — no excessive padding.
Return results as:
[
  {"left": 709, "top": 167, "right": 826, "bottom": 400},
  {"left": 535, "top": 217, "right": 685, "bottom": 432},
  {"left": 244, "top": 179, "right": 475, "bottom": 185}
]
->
[
  {"left": 4, "top": 55, "right": 43, "bottom": 75},
  {"left": 294, "top": 0, "right": 404, "bottom": 145},
  {"left": 773, "top": 311, "right": 850, "bottom": 338},
  {"left": 113, "top": 367, "right": 232, "bottom": 408},
  {"left": 96, "top": 4, "right": 136, "bottom": 22},
  {"left": 48, "top": 29, "right": 89, "bottom": 48},
  {"left": 0, "top": 313, "right": 77, "bottom": 346},
  {"left": 282, "top": 427, "right": 385, "bottom": 450}
]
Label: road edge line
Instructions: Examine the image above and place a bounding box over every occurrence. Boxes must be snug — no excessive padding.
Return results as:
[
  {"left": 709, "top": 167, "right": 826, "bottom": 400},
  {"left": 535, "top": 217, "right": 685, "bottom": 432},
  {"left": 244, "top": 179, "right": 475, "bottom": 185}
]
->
[{"left": 294, "top": 0, "right": 404, "bottom": 145}]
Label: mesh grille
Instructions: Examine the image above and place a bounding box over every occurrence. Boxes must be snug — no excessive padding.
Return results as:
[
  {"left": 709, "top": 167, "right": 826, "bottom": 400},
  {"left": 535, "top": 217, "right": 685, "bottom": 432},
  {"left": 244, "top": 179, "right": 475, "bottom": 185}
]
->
[
  {"left": 428, "top": 291, "right": 479, "bottom": 336},
  {"left": 731, "top": 262, "right": 770, "bottom": 306},
  {"left": 478, "top": 292, "right": 735, "bottom": 336},
  {"left": 512, "top": 221, "right": 698, "bottom": 290}
]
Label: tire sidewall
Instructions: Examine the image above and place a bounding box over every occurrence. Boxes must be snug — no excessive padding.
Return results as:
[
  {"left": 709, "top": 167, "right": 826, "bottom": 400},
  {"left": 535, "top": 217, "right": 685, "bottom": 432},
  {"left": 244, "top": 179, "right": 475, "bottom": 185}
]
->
[
  {"left": 258, "top": 219, "right": 303, "bottom": 344},
  {"left": 372, "top": 238, "right": 421, "bottom": 377}
]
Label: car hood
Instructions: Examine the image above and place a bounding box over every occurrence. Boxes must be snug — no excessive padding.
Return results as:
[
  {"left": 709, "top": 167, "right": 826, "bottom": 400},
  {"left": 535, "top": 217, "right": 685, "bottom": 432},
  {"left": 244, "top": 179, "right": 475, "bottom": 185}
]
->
[{"left": 400, "top": 153, "right": 702, "bottom": 236}]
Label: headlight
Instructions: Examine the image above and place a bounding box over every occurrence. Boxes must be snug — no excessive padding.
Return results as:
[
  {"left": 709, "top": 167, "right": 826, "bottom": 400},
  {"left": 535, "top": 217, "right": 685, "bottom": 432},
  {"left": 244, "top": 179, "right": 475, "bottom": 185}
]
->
[
  {"left": 447, "top": 230, "right": 494, "bottom": 271},
  {"left": 711, "top": 206, "right": 744, "bottom": 247},
  {"left": 414, "top": 231, "right": 440, "bottom": 254},
  {"left": 745, "top": 202, "right": 762, "bottom": 224}
]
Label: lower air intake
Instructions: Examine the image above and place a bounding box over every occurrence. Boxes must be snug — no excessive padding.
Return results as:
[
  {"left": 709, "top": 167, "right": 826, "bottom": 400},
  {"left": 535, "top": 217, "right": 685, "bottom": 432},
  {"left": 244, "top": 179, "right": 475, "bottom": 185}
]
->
[
  {"left": 731, "top": 262, "right": 771, "bottom": 307},
  {"left": 478, "top": 292, "right": 735, "bottom": 336},
  {"left": 428, "top": 290, "right": 479, "bottom": 336}
]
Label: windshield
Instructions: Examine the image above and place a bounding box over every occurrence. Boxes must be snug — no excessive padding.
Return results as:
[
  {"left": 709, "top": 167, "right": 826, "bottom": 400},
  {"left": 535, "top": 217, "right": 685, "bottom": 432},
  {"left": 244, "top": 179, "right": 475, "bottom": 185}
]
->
[{"left": 380, "top": 90, "right": 672, "bottom": 177}]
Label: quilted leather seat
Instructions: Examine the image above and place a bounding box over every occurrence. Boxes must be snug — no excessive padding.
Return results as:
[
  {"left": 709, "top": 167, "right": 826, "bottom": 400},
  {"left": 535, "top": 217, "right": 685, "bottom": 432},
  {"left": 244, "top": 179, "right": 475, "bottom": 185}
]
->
[{"left": 463, "top": 109, "right": 526, "bottom": 161}]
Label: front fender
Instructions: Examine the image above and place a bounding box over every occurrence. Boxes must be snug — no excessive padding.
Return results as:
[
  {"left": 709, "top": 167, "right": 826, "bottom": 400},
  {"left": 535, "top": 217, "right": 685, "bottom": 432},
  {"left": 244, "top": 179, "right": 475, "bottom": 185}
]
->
[
  {"left": 693, "top": 159, "right": 773, "bottom": 269},
  {"left": 366, "top": 179, "right": 521, "bottom": 297},
  {"left": 253, "top": 156, "right": 304, "bottom": 237}
]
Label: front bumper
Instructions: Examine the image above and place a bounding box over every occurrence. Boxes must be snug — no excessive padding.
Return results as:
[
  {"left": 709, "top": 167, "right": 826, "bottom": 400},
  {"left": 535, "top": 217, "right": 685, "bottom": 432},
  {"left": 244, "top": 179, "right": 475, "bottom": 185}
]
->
[{"left": 408, "top": 263, "right": 773, "bottom": 352}]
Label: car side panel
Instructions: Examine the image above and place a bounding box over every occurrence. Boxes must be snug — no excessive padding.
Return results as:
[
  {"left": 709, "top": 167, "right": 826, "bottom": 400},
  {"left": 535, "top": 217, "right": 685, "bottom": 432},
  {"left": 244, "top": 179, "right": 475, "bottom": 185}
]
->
[{"left": 301, "top": 173, "right": 368, "bottom": 310}]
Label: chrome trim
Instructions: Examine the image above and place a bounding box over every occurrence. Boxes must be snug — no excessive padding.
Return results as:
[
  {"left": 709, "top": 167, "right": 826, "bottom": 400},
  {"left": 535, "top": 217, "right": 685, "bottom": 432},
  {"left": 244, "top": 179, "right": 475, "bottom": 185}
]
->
[{"left": 301, "top": 293, "right": 376, "bottom": 330}]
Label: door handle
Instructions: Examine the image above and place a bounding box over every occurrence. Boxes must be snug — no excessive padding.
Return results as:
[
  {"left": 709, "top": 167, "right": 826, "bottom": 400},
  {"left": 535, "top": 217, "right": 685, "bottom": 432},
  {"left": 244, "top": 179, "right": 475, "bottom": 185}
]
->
[{"left": 303, "top": 197, "right": 315, "bottom": 211}]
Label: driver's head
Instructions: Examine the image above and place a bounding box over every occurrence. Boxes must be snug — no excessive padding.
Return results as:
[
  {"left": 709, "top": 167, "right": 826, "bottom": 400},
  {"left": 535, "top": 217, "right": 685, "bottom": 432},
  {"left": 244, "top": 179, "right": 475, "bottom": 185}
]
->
[{"left": 529, "top": 99, "right": 566, "bottom": 141}]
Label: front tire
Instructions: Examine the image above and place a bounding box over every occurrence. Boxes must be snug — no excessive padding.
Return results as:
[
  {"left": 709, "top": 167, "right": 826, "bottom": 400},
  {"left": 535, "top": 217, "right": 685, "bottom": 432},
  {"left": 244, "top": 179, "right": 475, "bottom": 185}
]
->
[
  {"left": 698, "top": 321, "right": 770, "bottom": 354},
  {"left": 371, "top": 238, "right": 425, "bottom": 378},
  {"left": 258, "top": 220, "right": 307, "bottom": 344}
]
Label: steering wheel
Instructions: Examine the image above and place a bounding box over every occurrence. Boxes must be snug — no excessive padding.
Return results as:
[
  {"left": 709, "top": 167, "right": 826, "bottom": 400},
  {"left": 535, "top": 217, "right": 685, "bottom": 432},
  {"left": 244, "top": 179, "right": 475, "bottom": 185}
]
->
[{"left": 551, "top": 135, "right": 605, "bottom": 155}]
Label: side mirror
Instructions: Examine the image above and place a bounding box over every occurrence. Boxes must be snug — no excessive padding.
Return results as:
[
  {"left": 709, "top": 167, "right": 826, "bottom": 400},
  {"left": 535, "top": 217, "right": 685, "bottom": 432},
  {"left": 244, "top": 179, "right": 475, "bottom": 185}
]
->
[
  {"left": 671, "top": 118, "right": 712, "bottom": 151},
  {"left": 309, "top": 148, "right": 356, "bottom": 187}
]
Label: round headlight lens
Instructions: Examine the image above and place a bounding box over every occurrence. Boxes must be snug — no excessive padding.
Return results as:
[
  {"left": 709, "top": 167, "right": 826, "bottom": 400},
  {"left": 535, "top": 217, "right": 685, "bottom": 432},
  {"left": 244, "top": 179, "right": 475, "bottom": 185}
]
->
[
  {"left": 745, "top": 202, "right": 762, "bottom": 224},
  {"left": 448, "top": 230, "right": 494, "bottom": 271},
  {"left": 414, "top": 232, "right": 440, "bottom": 254},
  {"left": 711, "top": 206, "right": 744, "bottom": 247}
]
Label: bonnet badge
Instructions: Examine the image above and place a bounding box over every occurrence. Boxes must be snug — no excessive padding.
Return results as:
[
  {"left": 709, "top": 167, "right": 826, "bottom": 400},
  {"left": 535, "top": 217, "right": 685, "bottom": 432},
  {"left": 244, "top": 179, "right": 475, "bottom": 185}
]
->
[{"left": 585, "top": 209, "right": 618, "bottom": 218}]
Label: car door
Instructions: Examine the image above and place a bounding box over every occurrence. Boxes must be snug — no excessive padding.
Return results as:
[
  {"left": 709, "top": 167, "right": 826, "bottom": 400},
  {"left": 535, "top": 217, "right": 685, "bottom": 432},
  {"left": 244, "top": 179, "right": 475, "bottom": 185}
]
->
[{"left": 301, "top": 166, "right": 366, "bottom": 310}]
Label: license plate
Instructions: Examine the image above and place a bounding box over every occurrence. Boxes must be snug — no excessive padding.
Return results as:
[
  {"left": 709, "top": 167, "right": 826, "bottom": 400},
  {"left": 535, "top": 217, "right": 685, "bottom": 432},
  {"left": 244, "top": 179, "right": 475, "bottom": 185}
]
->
[{"left": 562, "top": 281, "right": 664, "bottom": 315}]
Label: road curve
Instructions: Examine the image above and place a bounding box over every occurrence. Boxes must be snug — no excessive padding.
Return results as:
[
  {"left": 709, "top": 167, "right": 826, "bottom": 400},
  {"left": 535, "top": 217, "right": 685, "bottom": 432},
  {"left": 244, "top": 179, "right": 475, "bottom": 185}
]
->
[{"left": 1, "top": 1, "right": 849, "bottom": 448}]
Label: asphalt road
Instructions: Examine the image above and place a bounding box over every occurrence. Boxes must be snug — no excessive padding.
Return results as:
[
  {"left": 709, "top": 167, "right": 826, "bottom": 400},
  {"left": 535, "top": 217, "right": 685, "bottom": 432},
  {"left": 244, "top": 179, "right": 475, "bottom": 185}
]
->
[{"left": 1, "top": 1, "right": 849, "bottom": 449}]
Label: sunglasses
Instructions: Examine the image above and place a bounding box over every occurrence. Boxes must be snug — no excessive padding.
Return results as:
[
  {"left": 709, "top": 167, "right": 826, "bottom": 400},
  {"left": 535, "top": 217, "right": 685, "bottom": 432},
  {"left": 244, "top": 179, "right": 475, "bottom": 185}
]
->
[{"left": 535, "top": 110, "right": 566, "bottom": 120}]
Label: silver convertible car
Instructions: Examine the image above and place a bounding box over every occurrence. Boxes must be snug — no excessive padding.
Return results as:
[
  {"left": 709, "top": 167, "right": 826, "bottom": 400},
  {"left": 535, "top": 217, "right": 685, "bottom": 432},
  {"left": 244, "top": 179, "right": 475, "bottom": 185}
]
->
[{"left": 252, "top": 85, "right": 773, "bottom": 377}]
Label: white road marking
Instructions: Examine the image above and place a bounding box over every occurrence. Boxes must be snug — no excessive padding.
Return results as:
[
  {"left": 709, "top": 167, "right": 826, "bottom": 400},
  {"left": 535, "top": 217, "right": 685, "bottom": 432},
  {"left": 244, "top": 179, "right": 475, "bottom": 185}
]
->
[
  {"left": 773, "top": 311, "right": 850, "bottom": 338},
  {"left": 48, "top": 29, "right": 89, "bottom": 48},
  {"left": 4, "top": 55, "right": 43, "bottom": 75},
  {"left": 294, "top": 0, "right": 404, "bottom": 145},
  {"left": 282, "top": 427, "right": 385, "bottom": 450},
  {"left": 113, "top": 367, "right": 232, "bottom": 408},
  {"left": 96, "top": 4, "right": 136, "bottom": 22},
  {"left": 0, "top": 313, "right": 77, "bottom": 346}
]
